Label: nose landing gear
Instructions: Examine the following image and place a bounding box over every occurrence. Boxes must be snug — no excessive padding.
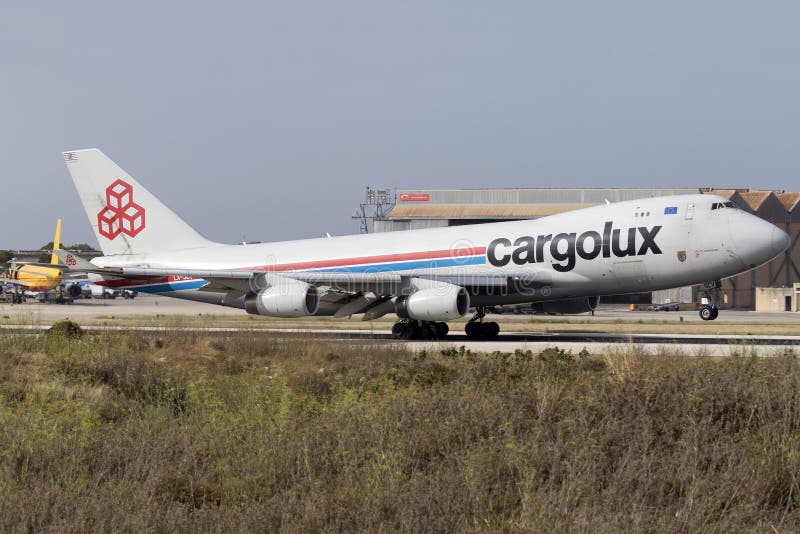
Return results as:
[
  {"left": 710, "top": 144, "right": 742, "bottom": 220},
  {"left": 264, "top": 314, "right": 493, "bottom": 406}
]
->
[
  {"left": 465, "top": 306, "right": 500, "bottom": 339},
  {"left": 699, "top": 280, "right": 721, "bottom": 321}
]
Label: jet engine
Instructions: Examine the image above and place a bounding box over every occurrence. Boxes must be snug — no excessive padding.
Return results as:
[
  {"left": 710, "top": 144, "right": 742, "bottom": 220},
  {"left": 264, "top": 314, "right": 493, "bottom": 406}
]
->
[
  {"left": 66, "top": 284, "right": 82, "bottom": 298},
  {"left": 395, "top": 281, "right": 470, "bottom": 321},
  {"left": 244, "top": 279, "right": 320, "bottom": 318},
  {"left": 537, "top": 296, "right": 600, "bottom": 315}
]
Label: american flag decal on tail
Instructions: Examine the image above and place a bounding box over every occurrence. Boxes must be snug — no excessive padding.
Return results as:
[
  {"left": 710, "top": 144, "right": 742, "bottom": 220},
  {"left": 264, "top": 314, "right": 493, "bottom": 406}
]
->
[{"left": 63, "top": 152, "right": 78, "bottom": 162}]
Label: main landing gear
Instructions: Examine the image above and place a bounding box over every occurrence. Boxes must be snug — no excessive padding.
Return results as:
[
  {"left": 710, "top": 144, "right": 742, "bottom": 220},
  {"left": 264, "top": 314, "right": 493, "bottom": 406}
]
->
[
  {"left": 392, "top": 319, "right": 449, "bottom": 340},
  {"left": 464, "top": 306, "right": 500, "bottom": 340},
  {"left": 390, "top": 306, "right": 502, "bottom": 340},
  {"left": 699, "top": 280, "right": 721, "bottom": 321}
]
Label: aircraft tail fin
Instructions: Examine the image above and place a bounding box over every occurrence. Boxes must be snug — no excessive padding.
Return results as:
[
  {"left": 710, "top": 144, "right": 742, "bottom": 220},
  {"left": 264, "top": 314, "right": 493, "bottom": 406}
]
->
[
  {"left": 62, "top": 149, "right": 216, "bottom": 256},
  {"left": 50, "top": 218, "right": 62, "bottom": 265}
]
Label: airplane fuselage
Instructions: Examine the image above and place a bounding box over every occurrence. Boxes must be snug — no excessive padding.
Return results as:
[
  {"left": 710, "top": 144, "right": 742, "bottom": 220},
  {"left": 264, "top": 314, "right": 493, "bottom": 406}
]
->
[
  {"left": 90, "top": 194, "right": 786, "bottom": 309},
  {"left": 5, "top": 265, "right": 63, "bottom": 292}
]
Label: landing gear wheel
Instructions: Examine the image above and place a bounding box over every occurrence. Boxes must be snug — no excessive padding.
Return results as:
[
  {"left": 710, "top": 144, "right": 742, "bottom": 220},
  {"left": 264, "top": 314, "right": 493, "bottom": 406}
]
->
[
  {"left": 465, "top": 321, "right": 481, "bottom": 339},
  {"left": 700, "top": 280, "right": 721, "bottom": 321},
  {"left": 394, "top": 320, "right": 449, "bottom": 340},
  {"left": 392, "top": 321, "right": 408, "bottom": 339},
  {"left": 435, "top": 322, "right": 449, "bottom": 339},
  {"left": 409, "top": 322, "right": 426, "bottom": 340},
  {"left": 464, "top": 306, "right": 501, "bottom": 339},
  {"left": 483, "top": 322, "right": 500, "bottom": 339},
  {"left": 699, "top": 306, "right": 718, "bottom": 321},
  {"left": 465, "top": 320, "right": 500, "bottom": 339}
]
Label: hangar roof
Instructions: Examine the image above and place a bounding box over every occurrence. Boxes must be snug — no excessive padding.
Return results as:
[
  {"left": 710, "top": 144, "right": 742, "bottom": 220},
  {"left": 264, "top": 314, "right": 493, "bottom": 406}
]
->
[
  {"left": 386, "top": 187, "right": 800, "bottom": 222},
  {"left": 389, "top": 203, "right": 589, "bottom": 219},
  {"left": 777, "top": 192, "right": 800, "bottom": 213}
]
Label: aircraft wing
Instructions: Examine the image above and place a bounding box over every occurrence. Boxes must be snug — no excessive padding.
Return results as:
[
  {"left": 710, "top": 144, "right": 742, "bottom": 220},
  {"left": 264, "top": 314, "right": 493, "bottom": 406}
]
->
[
  {"left": 53, "top": 250, "right": 580, "bottom": 318},
  {"left": 0, "top": 278, "right": 33, "bottom": 290},
  {"left": 53, "top": 249, "right": 556, "bottom": 289},
  {"left": 72, "top": 266, "right": 549, "bottom": 293},
  {"left": 53, "top": 251, "right": 554, "bottom": 291}
]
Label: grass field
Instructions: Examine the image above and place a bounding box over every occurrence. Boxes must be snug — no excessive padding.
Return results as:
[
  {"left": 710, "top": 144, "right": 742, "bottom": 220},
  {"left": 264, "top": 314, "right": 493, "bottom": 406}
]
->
[
  {"left": 3, "top": 307, "right": 800, "bottom": 336},
  {"left": 2, "top": 325, "right": 800, "bottom": 531}
]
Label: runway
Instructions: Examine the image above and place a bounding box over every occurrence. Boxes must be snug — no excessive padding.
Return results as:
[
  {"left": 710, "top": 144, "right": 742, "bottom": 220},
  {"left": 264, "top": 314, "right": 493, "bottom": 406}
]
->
[
  {"left": 2, "top": 295, "right": 800, "bottom": 356},
  {"left": 3, "top": 293, "right": 800, "bottom": 323},
  {"left": 3, "top": 323, "right": 799, "bottom": 357}
]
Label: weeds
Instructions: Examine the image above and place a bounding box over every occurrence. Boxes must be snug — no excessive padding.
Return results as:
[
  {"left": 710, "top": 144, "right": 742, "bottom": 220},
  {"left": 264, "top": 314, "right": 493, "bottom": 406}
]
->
[{"left": 1, "top": 330, "right": 800, "bottom": 532}]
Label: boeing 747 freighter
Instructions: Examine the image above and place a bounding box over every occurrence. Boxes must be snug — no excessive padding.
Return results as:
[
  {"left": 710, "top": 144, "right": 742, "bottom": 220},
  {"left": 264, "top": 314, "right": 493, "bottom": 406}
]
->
[{"left": 59, "top": 149, "right": 790, "bottom": 339}]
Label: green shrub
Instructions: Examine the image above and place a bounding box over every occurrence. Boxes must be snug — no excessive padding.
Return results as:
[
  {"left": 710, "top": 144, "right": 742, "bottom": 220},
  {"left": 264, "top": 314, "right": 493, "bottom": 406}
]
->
[
  {"left": 44, "top": 319, "right": 83, "bottom": 339},
  {"left": 1, "top": 332, "right": 800, "bottom": 532}
]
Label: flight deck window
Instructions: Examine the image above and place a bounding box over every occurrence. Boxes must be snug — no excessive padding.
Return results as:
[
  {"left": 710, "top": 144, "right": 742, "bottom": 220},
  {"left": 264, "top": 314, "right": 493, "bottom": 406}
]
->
[{"left": 711, "top": 202, "right": 736, "bottom": 210}]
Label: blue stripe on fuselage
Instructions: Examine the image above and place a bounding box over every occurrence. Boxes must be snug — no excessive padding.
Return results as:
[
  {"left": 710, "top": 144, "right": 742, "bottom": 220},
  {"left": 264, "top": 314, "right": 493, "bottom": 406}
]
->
[
  {"left": 130, "top": 255, "right": 487, "bottom": 293},
  {"left": 310, "top": 255, "right": 486, "bottom": 273},
  {"left": 135, "top": 280, "right": 208, "bottom": 293}
]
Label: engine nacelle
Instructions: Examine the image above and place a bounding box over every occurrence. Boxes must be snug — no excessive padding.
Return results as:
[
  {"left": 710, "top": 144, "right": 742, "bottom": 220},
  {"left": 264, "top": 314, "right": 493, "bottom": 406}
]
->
[
  {"left": 66, "top": 284, "right": 82, "bottom": 298},
  {"left": 395, "top": 283, "right": 470, "bottom": 321},
  {"left": 244, "top": 279, "right": 320, "bottom": 317},
  {"left": 537, "top": 296, "right": 600, "bottom": 315}
]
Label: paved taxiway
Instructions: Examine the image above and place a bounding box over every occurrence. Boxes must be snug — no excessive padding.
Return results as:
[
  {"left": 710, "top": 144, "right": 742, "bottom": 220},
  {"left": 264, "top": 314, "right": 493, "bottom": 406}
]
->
[
  {"left": 2, "top": 295, "right": 799, "bottom": 357},
  {"left": 3, "top": 294, "right": 800, "bottom": 323}
]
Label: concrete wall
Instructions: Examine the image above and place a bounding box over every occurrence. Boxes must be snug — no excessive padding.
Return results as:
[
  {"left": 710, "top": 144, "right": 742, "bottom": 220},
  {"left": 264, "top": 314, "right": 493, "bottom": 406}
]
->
[
  {"left": 652, "top": 286, "right": 696, "bottom": 305},
  {"left": 373, "top": 219, "right": 449, "bottom": 232},
  {"left": 755, "top": 287, "right": 796, "bottom": 312}
]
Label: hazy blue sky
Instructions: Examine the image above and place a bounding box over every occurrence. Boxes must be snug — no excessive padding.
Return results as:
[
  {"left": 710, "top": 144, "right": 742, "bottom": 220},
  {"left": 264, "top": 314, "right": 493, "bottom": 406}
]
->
[{"left": 1, "top": 1, "right": 798, "bottom": 249}]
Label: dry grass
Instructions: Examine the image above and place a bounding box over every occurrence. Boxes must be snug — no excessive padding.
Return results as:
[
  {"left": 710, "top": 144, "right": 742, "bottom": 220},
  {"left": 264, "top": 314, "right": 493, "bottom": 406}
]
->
[
  {"left": 1, "top": 328, "right": 800, "bottom": 532},
  {"left": 5, "top": 309, "right": 800, "bottom": 336}
]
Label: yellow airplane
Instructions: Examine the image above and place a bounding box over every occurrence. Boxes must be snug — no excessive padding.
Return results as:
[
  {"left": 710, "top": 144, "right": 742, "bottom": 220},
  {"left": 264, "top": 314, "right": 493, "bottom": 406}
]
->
[{"left": 1, "top": 219, "right": 82, "bottom": 295}]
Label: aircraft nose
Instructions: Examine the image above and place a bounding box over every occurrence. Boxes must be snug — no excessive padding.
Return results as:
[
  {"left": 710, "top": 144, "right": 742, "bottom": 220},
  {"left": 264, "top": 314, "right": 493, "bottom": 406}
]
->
[
  {"left": 730, "top": 214, "right": 786, "bottom": 269},
  {"left": 773, "top": 226, "right": 791, "bottom": 255}
]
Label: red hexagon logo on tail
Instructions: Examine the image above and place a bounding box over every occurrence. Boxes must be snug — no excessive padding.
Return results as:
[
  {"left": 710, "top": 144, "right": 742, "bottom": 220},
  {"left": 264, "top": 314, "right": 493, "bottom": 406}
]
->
[{"left": 97, "top": 179, "right": 146, "bottom": 239}]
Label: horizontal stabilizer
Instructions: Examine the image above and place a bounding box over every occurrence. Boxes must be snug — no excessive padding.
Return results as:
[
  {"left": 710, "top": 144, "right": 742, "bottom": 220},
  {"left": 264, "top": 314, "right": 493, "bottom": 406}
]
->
[{"left": 53, "top": 250, "right": 97, "bottom": 271}]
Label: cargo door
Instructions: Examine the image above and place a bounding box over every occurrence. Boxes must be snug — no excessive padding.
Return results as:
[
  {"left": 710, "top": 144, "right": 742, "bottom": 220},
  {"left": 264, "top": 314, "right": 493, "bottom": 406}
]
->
[{"left": 613, "top": 260, "right": 651, "bottom": 291}]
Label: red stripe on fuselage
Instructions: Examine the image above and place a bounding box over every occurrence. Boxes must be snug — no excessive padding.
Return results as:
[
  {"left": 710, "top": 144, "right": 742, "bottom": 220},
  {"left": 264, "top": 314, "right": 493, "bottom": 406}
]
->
[
  {"left": 248, "top": 247, "right": 487, "bottom": 272},
  {"left": 95, "top": 247, "right": 487, "bottom": 288},
  {"left": 98, "top": 276, "right": 170, "bottom": 288}
]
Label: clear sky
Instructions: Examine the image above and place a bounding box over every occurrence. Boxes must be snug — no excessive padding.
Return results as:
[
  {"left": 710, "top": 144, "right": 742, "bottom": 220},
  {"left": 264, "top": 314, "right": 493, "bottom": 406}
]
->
[{"left": 1, "top": 1, "right": 798, "bottom": 249}]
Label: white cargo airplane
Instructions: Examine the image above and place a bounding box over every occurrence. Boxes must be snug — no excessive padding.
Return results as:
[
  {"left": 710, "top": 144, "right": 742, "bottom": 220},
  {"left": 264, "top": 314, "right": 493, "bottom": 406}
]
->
[{"left": 59, "top": 149, "right": 790, "bottom": 339}]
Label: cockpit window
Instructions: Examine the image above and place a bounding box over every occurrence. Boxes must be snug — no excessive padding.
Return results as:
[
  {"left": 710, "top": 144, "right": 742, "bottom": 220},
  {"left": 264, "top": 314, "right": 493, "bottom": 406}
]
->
[
  {"left": 711, "top": 201, "right": 739, "bottom": 210},
  {"left": 724, "top": 201, "right": 737, "bottom": 208}
]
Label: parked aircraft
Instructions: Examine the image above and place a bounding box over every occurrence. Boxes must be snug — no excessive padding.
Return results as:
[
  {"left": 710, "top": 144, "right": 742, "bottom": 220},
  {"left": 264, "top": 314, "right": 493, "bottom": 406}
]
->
[
  {"left": 1, "top": 219, "right": 83, "bottom": 298},
  {"left": 60, "top": 149, "right": 790, "bottom": 339}
]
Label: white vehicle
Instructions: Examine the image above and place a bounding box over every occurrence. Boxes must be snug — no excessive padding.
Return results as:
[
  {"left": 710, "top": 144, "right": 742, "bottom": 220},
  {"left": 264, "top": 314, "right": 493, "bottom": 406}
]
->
[
  {"left": 83, "top": 283, "right": 118, "bottom": 299},
  {"left": 59, "top": 149, "right": 790, "bottom": 339}
]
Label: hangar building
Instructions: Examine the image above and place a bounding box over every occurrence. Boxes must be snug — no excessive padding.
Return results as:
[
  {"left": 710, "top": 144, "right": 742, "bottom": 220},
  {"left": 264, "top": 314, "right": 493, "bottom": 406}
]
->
[{"left": 369, "top": 188, "right": 800, "bottom": 310}]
